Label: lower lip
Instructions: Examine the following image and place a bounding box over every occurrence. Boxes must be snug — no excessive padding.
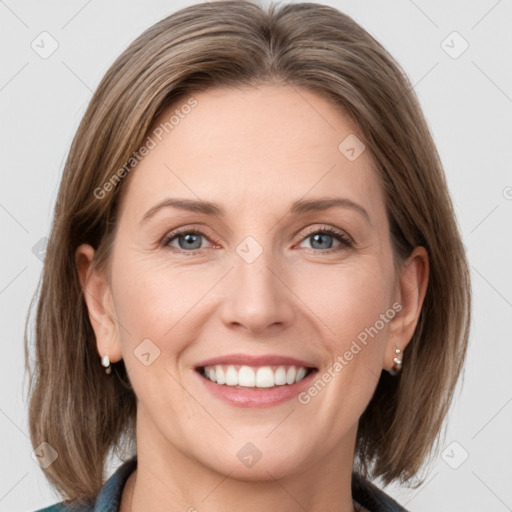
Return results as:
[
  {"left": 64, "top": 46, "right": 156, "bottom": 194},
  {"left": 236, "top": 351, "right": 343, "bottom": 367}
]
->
[{"left": 194, "top": 368, "right": 318, "bottom": 408}]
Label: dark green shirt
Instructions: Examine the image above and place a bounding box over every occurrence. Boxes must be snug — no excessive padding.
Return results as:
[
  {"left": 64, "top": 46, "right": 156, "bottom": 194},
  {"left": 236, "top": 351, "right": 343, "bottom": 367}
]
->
[{"left": 34, "top": 456, "right": 408, "bottom": 512}]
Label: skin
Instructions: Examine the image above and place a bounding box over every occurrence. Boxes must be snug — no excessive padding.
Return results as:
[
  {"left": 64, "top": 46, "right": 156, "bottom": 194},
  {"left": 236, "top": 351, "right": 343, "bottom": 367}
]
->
[{"left": 76, "top": 84, "right": 428, "bottom": 512}]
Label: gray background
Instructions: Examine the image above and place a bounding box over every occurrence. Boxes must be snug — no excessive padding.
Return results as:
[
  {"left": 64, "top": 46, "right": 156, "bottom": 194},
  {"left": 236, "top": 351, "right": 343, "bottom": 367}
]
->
[{"left": 1, "top": 0, "right": 511, "bottom": 511}]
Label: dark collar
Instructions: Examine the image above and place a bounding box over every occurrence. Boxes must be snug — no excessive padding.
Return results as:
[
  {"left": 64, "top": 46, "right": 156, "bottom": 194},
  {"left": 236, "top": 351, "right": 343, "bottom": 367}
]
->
[
  {"left": 92, "top": 456, "right": 408, "bottom": 512},
  {"left": 352, "top": 472, "right": 409, "bottom": 511}
]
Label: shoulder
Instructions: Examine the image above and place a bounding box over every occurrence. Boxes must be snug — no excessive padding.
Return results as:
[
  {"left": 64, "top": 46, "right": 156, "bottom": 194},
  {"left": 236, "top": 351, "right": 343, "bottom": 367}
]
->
[
  {"left": 33, "top": 456, "right": 137, "bottom": 512},
  {"left": 33, "top": 503, "right": 92, "bottom": 512},
  {"left": 352, "top": 472, "right": 409, "bottom": 512}
]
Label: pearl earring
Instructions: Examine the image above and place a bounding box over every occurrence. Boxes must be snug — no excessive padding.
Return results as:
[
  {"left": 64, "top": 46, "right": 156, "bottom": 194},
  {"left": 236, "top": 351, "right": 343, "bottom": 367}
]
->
[
  {"left": 101, "top": 354, "right": 112, "bottom": 374},
  {"left": 387, "top": 346, "right": 403, "bottom": 376}
]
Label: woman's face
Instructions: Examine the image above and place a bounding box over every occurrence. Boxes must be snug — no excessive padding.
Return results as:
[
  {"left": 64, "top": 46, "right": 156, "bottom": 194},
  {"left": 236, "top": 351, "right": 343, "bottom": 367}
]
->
[{"left": 79, "top": 84, "right": 423, "bottom": 479}]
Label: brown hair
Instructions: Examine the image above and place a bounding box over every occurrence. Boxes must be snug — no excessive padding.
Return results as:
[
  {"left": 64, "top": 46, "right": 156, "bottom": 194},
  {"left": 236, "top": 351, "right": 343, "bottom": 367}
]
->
[{"left": 24, "top": 0, "right": 471, "bottom": 504}]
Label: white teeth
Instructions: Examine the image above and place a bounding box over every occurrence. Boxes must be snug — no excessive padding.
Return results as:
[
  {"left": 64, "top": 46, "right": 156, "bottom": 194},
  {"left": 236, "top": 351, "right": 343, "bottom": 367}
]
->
[
  {"left": 225, "top": 366, "right": 238, "bottom": 386},
  {"left": 202, "top": 364, "right": 311, "bottom": 388},
  {"left": 274, "top": 366, "right": 287, "bottom": 385},
  {"left": 238, "top": 366, "right": 256, "bottom": 387},
  {"left": 215, "top": 365, "right": 226, "bottom": 385},
  {"left": 256, "top": 367, "right": 274, "bottom": 388},
  {"left": 295, "top": 367, "right": 307, "bottom": 382}
]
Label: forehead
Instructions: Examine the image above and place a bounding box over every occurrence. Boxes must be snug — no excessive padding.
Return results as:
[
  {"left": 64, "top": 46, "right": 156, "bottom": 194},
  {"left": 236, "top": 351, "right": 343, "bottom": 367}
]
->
[{"left": 119, "top": 84, "right": 385, "bottom": 223}]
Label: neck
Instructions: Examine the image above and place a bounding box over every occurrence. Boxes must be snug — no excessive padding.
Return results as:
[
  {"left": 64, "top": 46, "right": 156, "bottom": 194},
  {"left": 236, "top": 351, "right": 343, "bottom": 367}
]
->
[{"left": 122, "top": 408, "right": 359, "bottom": 512}]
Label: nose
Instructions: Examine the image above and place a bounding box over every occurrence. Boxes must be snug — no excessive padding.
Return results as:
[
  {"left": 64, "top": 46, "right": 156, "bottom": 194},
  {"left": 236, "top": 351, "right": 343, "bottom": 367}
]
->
[{"left": 219, "top": 244, "right": 296, "bottom": 336}]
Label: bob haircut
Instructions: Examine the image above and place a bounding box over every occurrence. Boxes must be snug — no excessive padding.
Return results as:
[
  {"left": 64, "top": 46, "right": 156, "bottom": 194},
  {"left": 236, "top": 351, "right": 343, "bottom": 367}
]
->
[{"left": 24, "top": 0, "right": 471, "bottom": 504}]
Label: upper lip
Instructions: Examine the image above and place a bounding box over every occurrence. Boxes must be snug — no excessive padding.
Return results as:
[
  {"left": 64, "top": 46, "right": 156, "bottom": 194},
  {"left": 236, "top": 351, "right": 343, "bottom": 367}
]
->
[{"left": 195, "top": 353, "right": 317, "bottom": 369}]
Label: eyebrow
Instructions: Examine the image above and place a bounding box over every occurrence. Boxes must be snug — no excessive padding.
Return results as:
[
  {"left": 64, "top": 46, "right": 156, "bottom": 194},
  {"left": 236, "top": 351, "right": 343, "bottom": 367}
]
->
[{"left": 139, "top": 196, "right": 371, "bottom": 225}]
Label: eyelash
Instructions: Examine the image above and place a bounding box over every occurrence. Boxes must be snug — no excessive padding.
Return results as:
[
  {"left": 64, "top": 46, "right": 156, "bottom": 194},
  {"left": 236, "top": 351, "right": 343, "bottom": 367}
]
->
[{"left": 161, "top": 225, "right": 353, "bottom": 255}]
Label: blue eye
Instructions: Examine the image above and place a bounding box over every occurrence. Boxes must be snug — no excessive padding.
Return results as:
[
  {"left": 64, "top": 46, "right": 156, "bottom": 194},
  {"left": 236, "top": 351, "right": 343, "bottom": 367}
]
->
[
  {"left": 298, "top": 227, "right": 353, "bottom": 252},
  {"left": 162, "top": 229, "right": 210, "bottom": 254},
  {"left": 162, "top": 226, "right": 353, "bottom": 255}
]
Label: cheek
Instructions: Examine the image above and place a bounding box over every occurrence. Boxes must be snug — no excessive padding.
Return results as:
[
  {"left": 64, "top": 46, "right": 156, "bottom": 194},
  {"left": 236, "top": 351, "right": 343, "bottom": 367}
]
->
[
  {"left": 109, "top": 254, "right": 203, "bottom": 367},
  {"left": 109, "top": 257, "right": 203, "bottom": 403},
  {"left": 295, "top": 264, "right": 392, "bottom": 424},
  {"left": 111, "top": 252, "right": 206, "bottom": 331},
  {"left": 297, "top": 259, "right": 393, "bottom": 340}
]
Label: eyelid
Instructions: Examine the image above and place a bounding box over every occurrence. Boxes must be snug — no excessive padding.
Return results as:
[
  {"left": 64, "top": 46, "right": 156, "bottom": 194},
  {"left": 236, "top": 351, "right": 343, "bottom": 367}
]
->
[
  {"left": 298, "top": 224, "right": 353, "bottom": 245},
  {"left": 160, "top": 224, "right": 220, "bottom": 249},
  {"left": 161, "top": 223, "right": 354, "bottom": 253}
]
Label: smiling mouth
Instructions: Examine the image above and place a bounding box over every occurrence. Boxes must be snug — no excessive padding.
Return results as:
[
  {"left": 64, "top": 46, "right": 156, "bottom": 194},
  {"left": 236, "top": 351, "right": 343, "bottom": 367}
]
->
[{"left": 195, "top": 364, "right": 318, "bottom": 389}]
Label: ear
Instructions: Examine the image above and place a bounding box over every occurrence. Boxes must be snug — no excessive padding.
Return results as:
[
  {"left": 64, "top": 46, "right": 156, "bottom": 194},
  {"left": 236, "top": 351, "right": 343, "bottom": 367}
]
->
[
  {"left": 384, "top": 246, "right": 429, "bottom": 371},
  {"left": 75, "top": 243, "right": 123, "bottom": 364}
]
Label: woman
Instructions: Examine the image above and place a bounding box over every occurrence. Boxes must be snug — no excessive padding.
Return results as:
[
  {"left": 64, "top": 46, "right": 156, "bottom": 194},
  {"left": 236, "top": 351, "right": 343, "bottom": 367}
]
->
[{"left": 25, "top": 1, "right": 471, "bottom": 511}]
